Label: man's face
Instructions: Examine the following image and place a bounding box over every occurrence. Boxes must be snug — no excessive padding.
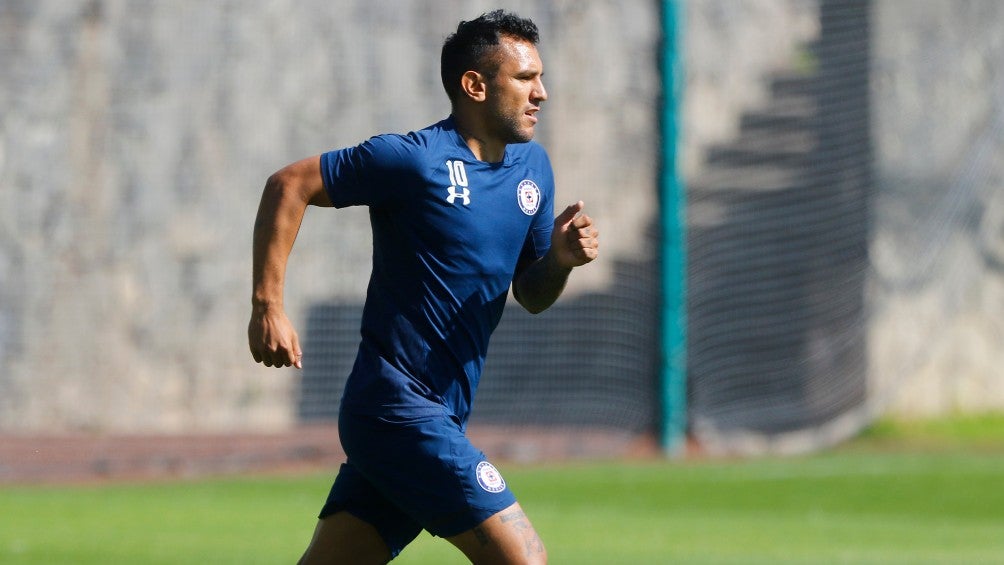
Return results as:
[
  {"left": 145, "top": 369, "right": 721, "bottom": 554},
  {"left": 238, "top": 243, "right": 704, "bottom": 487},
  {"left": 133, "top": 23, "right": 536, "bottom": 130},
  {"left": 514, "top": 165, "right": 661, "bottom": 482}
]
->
[{"left": 483, "top": 36, "right": 548, "bottom": 144}]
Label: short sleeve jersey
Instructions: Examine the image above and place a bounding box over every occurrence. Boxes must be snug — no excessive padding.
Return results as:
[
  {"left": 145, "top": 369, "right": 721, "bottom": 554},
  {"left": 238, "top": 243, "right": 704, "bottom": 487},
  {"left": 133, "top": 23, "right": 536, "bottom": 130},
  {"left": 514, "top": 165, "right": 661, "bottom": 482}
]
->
[{"left": 320, "top": 117, "right": 554, "bottom": 426}]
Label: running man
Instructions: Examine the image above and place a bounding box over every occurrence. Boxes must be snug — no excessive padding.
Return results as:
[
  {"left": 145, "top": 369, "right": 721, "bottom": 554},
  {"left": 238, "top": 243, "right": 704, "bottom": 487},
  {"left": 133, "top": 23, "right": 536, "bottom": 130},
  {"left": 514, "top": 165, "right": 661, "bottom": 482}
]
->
[{"left": 248, "top": 10, "right": 598, "bottom": 564}]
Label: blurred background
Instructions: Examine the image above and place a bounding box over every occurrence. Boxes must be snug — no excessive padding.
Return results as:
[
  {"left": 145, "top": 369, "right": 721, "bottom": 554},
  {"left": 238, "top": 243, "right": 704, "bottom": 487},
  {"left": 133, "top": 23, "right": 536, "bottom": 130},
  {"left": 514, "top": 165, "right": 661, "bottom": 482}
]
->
[{"left": 1, "top": 0, "right": 1002, "bottom": 481}]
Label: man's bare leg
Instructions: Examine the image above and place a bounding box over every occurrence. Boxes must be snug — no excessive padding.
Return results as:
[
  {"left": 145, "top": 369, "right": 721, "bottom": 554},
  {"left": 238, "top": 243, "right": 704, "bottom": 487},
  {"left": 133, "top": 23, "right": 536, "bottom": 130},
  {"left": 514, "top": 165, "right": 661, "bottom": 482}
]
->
[
  {"left": 446, "top": 502, "right": 547, "bottom": 564},
  {"left": 298, "top": 511, "right": 392, "bottom": 565}
]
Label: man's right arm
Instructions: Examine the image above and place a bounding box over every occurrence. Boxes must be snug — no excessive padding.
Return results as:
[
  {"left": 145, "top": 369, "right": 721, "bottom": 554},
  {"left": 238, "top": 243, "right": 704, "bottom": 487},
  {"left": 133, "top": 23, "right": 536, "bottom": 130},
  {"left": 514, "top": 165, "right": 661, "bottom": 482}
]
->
[{"left": 248, "top": 156, "right": 332, "bottom": 368}]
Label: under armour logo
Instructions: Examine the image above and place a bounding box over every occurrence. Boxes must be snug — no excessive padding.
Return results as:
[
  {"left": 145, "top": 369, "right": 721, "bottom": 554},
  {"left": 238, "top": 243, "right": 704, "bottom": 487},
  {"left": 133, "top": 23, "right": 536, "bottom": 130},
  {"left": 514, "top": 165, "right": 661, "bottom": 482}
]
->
[
  {"left": 447, "top": 185, "right": 471, "bottom": 205},
  {"left": 445, "top": 159, "right": 470, "bottom": 206}
]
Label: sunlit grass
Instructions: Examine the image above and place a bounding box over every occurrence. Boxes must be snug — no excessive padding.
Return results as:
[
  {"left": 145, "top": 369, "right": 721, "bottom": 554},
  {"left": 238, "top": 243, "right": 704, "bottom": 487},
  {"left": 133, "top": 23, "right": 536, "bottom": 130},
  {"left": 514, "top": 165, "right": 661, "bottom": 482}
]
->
[{"left": 2, "top": 415, "right": 1002, "bottom": 564}]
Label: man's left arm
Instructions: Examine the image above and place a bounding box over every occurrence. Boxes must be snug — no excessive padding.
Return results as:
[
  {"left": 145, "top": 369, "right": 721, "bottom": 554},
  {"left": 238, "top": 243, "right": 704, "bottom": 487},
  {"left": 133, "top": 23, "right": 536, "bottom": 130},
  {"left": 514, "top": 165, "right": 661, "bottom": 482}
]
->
[{"left": 513, "top": 201, "right": 599, "bottom": 314}]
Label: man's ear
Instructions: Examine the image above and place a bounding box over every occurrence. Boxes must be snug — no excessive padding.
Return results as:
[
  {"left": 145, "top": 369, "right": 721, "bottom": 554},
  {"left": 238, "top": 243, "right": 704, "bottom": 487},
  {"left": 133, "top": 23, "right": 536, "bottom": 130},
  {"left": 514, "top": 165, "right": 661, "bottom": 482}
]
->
[{"left": 460, "top": 70, "right": 487, "bottom": 102}]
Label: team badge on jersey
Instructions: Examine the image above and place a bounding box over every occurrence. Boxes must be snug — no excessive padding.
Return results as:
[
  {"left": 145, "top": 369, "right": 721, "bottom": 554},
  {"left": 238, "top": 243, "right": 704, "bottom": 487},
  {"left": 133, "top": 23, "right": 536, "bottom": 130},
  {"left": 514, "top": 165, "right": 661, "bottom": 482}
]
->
[
  {"left": 475, "top": 461, "right": 506, "bottom": 493},
  {"left": 517, "top": 179, "right": 541, "bottom": 215}
]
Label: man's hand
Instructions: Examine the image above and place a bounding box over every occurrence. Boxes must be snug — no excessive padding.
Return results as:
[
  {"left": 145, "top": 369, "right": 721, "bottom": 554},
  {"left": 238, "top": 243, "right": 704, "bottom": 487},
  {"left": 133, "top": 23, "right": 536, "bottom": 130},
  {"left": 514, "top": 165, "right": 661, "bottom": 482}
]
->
[
  {"left": 551, "top": 201, "right": 599, "bottom": 269},
  {"left": 248, "top": 306, "right": 303, "bottom": 368},
  {"left": 512, "top": 201, "right": 599, "bottom": 314}
]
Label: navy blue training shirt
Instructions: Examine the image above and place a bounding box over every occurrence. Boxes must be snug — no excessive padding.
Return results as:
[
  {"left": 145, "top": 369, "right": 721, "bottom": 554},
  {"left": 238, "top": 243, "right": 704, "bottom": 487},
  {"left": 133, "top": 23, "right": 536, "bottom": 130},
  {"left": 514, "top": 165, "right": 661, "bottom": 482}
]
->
[{"left": 320, "top": 117, "right": 555, "bottom": 426}]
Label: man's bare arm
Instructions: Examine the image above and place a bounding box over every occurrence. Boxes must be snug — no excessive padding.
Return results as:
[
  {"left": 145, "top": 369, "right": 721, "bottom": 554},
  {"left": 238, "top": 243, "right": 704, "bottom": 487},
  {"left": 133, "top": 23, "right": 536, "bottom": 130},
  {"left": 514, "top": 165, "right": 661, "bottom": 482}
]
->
[
  {"left": 248, "top": 156, "right": 331, "bottom": 368},
  {"left": 513, "top": 201, "right": 599, "bottom": 314}
]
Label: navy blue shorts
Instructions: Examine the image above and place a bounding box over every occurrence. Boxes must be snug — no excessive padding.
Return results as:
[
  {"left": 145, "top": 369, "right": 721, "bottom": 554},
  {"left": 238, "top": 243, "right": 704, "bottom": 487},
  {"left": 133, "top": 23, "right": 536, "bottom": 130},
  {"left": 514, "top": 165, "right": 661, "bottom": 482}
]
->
[{"left": 319, "top": 410, "right": 517, "bottom": 557}]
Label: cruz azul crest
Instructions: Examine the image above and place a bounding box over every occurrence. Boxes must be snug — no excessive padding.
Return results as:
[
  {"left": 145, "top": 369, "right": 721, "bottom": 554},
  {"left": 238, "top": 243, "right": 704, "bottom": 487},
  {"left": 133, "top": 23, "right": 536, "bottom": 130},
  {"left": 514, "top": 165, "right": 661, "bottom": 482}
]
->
[
  {"left": 516, "top": 179, "right": 540, "bottom": 216},
  {"left": 475, "top": 461, "right": 506, "bottom": 493}
]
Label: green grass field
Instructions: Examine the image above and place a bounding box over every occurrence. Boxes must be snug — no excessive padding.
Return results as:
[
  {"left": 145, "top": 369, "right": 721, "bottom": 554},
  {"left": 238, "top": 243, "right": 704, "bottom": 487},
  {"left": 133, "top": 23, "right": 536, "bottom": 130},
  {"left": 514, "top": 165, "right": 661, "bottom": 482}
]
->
[{"left": 2, "top": 416, "right": 1003, "bottom": 564}]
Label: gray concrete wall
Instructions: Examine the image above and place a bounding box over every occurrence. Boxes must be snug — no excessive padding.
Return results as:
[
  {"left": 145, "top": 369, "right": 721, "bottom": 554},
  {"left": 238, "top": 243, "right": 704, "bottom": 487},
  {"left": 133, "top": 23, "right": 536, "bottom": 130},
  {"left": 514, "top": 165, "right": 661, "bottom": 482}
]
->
[
  {"left": 3, "top": 0, "right": 1001, "bottom": 434},
  {"left": 683, "top": 0, "right": 1004, "bottom": 423},
  {"left": 868, "top": 0, "right": 1004, "bottom": 416},
  {"left": 0, "top": 0, "right": 660, "bottom": 432},
  {"left": 682, "top": 0, "right": 821, "bottom": 175}
]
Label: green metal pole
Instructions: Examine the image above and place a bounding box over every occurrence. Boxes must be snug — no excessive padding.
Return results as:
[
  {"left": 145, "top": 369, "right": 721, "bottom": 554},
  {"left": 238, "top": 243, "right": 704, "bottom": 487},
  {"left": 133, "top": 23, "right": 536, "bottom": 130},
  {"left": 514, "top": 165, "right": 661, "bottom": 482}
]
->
[{"left": 660, "top": 0, "right": 687, "bottom": 456}]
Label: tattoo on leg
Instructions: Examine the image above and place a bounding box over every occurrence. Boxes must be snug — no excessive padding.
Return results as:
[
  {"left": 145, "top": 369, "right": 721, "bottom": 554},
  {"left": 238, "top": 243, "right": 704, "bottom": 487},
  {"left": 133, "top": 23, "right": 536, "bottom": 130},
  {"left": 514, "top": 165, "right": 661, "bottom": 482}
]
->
[
  {"left": 473, "top": 526, "right": 490, "bottom": 547},
  {"left": 499, "top": 509, "right": 544, "bottom": 555},
  {"left": 523, "top": 532, "right": 545, "bottom": 556},
  {"left": 499, "top": 509, "right": 527, "bottom": 524}
]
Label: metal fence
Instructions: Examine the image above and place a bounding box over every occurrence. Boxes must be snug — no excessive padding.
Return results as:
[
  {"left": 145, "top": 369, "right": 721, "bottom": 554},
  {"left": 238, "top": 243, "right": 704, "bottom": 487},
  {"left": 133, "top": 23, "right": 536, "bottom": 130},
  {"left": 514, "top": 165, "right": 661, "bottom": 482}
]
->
[{"left": 1, "top": 1, "right": 1002, "bottom": 480}]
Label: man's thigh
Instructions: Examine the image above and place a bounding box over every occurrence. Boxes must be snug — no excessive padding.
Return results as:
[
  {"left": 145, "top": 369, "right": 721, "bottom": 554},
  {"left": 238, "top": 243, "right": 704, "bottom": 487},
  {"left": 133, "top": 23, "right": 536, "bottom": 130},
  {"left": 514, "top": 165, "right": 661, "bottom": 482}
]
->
[
  {"left": 446, "top": 502, "right": 547, "bottom": 565},
  {"left": 298, "top": 511, "right": 392, "bottom": 565},
  {"left": 318, "top": 461, "right": 424, "bottom": 558}
]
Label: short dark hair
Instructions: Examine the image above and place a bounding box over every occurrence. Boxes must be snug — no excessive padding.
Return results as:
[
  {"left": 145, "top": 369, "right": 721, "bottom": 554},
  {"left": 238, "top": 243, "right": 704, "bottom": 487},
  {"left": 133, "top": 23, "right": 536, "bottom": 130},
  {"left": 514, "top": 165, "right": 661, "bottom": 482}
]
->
[{"left": 440, "top": 9, "right": 540, "bottom": 104}]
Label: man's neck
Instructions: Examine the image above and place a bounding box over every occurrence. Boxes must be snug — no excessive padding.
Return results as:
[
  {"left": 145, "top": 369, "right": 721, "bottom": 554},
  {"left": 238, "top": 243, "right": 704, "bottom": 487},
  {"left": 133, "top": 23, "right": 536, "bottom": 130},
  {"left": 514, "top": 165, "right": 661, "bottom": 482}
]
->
[{"left": 452, "top": 113, "right": 506, "bottom": 163}]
